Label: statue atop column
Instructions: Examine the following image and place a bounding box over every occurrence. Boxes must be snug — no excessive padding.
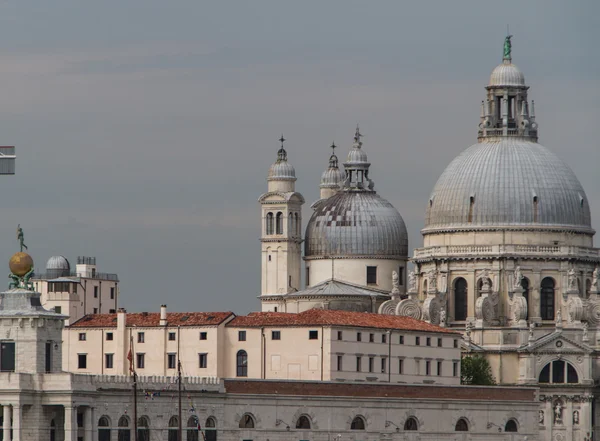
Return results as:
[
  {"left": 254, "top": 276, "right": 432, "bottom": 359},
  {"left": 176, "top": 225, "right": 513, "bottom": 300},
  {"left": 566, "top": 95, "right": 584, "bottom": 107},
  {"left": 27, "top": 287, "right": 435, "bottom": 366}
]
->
[
  {"left": 17, "top": 224, "right": 27, "bottom": 252},
  {"left": 8, "top": 225, "right": 35, "bottom": 290},
  {"left": 503, "top": 35, "right": 513, "bottom": 60}
]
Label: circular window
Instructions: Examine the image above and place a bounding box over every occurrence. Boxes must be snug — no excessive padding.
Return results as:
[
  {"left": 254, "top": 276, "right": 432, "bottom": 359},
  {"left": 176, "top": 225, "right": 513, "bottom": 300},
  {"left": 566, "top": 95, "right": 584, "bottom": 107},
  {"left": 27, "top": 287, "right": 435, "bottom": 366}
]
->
[{"left": 556, "top": 341, "right": 563, "bottom": 348}]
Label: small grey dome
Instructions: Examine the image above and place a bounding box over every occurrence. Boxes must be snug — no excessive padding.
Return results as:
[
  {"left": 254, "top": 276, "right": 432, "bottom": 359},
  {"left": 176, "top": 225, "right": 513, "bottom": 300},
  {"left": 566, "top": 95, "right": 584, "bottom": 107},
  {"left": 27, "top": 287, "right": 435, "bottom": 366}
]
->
[
  {"left": 268, "top": 160, "right": 296, "bottom": 180},
  {"left": 46, "top": 255, "right": 71, "bottom": 278},
  {"left": 425, "top": 139, "right": 592, "bottom": 232},
  {"left": 346, "top": 146, "right": 368, "bottom": 163},
  {"left": 305, "top": 191, "right": 408, "bottom": 258},
  {"left": 320, "top": 166, "right": 345, "bottom": 188},
  {"left": 489, "top": 60, "right": 525, "bottom": 87}
]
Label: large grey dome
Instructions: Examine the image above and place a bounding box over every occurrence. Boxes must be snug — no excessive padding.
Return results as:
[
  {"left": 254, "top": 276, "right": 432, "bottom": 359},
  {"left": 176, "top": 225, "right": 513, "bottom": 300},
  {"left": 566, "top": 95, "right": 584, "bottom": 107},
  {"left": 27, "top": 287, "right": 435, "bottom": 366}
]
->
[
  {"left": 424, "top": 139, "right": 592, "bottom": 232},
  {"left": 305, "top": 191, "right": 408, "bottom": 258}
]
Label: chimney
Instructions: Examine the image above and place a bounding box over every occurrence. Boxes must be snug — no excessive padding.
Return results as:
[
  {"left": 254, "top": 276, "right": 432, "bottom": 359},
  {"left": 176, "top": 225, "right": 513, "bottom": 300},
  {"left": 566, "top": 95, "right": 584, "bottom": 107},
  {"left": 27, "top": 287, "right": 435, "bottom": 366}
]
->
[
  {"left": 160, "top": 304, "right": 167, "bottom": 326},
  {"left": 117, "top": 308, "right": 127, "bottom": 330}
]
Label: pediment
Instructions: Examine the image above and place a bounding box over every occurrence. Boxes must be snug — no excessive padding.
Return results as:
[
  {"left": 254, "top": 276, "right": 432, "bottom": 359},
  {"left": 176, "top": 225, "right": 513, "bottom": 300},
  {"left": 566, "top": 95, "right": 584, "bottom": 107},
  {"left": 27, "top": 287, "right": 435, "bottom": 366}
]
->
[
  {"left": 521, "top": 331, "right": 592, "bottom": 355},
  {"left": 258, "top": 191, "right": 305, "bottom": 204}
]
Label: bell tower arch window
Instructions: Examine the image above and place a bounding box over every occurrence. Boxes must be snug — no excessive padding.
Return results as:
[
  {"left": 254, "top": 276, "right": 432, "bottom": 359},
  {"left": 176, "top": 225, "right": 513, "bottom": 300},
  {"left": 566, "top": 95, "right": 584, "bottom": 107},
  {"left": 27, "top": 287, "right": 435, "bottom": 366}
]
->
[
  {"left": 540, "top": 277, "right": 555, "bottom": 320},
  {"left": 266, "top": 212, "right": 274, "bottom": 235},
  {"left": 454, "top": 278, "right": 468, "bottom": 321},
  {"left": 275, "top": 212, "right": 283, "bottom": 234}
]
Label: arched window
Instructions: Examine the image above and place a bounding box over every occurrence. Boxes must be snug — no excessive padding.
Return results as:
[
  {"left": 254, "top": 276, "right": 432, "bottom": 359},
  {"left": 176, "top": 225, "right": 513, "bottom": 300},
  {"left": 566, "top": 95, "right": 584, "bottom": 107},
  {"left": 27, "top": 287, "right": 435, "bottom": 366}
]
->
[
  {"left": 505, "top": 419, "right": 518, "bottom": 432},
  {"left": 288, "top": 213, "right": 294, "bottom": 236},
  {"left": 236, "top": 350, "right": 248, "bottom": 377},
  {"left": 138, "top": 416, "right": 150, "bottom": 441},
  {"left": 276, "top": 212, "right": 283, "bottom": 234},
  {"left": 541, "top": 277, "right": 555, "bottom": 320},
  {"left": 205, "top": 417, "right": 217, "bottom": 441},
  {"left": 455, "top": 418, "right": 469, "bottom": 431},
  {"left": 168, "top": 416, "right": 178, "bottom": 441},
  {"left": 118, "top": 416, "right": 130, "bottom": 441},
  {"left": 404, "top": 417, "right": 418, "bottom": 431},
  {"left": 296, "top": 415, "right": 311, "bottom": 429},
  {"left": 187, "top": 416, "right": 199, "bottom": 441},
  {"left": 454, "top": 278, "right": 468, "bottom": 321},
  {"left": 521, "top": 277, "right": 530, "bottom": 320},
  {"left": 295, "top": 213, "right": 300, "bottom": 235},
  {"left": 422, "top": 280, "right": 427, "bottom": 300},
  {"left": 239, "top": 414, "right": 255, "bottom": 429},
  {"left": 266, "top": 212, "right": 274, "bottom": 235},
  {"left": 98, "top": 416, "right": 111, "bottom": 441},
  {"left": 539, "top": 360, "right": 579, "bottom": 384},
  {"left": 50, "top": 419, "right": 56, "bottom": 441},
  {"left": 586, "top": 279, "right": 592, "bottom": 298},
  {"left": 351, "top": 416, "right": 365, "bottom": 430}
]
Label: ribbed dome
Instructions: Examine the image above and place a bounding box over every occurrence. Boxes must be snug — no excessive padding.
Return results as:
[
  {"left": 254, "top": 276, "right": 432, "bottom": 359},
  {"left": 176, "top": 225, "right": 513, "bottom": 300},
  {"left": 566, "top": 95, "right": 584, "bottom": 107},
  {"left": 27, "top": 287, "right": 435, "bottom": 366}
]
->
[
  {"left": 320, "top": 166, "right": 345, "bottom": 188},
  {"left": 46, "top": 255, "right": 70, "bottom": 271},
  {"left": 346, "top": 146, "right": 368, "bottom": 163},
  {"left": 489, "top": 61, "right": 525, "bottom": 87},
  {"left": 268, "top": 160, "right": 296, "bottom": 180},
  {"left": 425, "top": 139, "right": 592, "bottom": 232},
  {"left": 305, "top": 191, "right": 408, "bottom": 258}
]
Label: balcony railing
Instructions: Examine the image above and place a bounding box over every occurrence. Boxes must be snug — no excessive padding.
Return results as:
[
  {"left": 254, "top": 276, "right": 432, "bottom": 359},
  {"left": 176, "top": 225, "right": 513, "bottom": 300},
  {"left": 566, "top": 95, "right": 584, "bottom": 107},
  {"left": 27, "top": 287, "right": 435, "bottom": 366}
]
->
[
  {"left": 413, "top": 244, "right": 599, "bottom": 260},
  {"left": 33, "top": 271, "right": 119, "bottom": 282}
]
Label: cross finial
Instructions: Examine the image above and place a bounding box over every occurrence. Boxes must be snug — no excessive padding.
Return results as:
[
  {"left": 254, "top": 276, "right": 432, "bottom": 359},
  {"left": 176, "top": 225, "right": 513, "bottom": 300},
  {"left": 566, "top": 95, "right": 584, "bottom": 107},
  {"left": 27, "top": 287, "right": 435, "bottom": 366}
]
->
[
  {"left": 279, "top": 134, "right": 286, "bottom": 147},
  {"left": 354, "top": 124, "right": 363, "bottom": 144},
  {"left": 330, "top": 141, "right": 336, "bottom": 153}
]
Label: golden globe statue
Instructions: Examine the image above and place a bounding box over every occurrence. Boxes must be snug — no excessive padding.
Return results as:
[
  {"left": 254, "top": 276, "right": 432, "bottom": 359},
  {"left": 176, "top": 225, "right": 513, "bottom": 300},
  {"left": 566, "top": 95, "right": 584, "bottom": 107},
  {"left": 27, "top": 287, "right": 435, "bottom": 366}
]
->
[{"left": 9, "top": 251, "right": 34, "bottom": 277}]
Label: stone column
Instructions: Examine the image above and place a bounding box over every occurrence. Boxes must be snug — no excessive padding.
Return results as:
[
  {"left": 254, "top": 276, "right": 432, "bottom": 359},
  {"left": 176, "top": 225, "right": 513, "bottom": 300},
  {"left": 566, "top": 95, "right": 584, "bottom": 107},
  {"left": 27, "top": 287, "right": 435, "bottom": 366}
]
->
[
  {"left": 12, "top": 405, "right": 21, "bottom": 441},
  {"left": 64, "top": 406, "right": 78, "bottom": 441},
  {"left": 84, "top": 407, "right": 93, "bottom": 441},
  {"left": 2, "top": 405, "right": 12, "bottom": 441}
]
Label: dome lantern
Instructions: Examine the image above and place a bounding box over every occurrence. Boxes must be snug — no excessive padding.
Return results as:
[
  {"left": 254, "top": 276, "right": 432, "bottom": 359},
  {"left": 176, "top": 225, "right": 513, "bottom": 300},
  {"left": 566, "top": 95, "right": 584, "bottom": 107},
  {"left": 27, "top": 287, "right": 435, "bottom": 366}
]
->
[
  {"left": 267, "top": 134, "right": 297, "bottom": 193},
  {"left": 343, "top": 125, "right": 375, "bottom": 191},
  {"left": 319, "top": 142, "right": 345, "bottom": 200}
]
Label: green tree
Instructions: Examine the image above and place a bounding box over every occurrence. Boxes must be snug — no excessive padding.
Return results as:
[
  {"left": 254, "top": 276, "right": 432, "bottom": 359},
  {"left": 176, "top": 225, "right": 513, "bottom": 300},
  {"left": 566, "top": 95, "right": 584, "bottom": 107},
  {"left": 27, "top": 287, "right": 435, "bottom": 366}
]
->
[{"left": 461, "top": 354, "right": 496, "bottom": 385}]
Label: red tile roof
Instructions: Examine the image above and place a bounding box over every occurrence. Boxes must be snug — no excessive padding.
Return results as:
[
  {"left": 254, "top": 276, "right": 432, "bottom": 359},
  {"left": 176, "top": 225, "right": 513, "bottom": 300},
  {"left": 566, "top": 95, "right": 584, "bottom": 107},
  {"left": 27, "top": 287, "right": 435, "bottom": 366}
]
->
[
  {"left": 227, "top": 309, "right": 459, "bottom": 334},
  {"left": 68, "top": 311, "right": 234, "bottom": 328},
  {"left": 224, "top": 380, "right": 537, "bottom": 402}
]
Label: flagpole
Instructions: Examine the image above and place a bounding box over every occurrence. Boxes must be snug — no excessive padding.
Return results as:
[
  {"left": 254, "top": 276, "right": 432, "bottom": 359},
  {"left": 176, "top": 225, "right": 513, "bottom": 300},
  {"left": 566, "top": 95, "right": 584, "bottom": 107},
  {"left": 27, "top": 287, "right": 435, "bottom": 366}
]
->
[
  {"left": 178, "top": 325, "right": 182, "bottom": 441},
  {"left": 130, "top": 329, "right": 138, "bottom": 441}
]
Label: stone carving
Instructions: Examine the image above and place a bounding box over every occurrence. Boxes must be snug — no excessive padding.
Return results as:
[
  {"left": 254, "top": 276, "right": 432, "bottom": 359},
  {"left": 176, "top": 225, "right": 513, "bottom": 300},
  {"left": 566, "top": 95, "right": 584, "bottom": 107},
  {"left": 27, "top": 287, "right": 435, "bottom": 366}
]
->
[
  {"left": 408, "top": 270, "right": 418, "bottom": 293},
  {"left": 554, "top": 401, "right": 562, "bottom": 425},
  {"left": 479, "top": 269, "right": 492, "bottom": 291},
  {"left": 475, "top": 295, "right": 494, "bottom": 325},
  {"left": 378, "top": 299, "right": 399, "bottom": 316},
  {"left": 586, "top": 301, "right": 600, "bottom": 326},
  {"left": 439, "top": 273, "right": 448, "bottom": 293},
  {"left": 440, "top": 308, "right": 446, "bottom": 327},
  {"left": 582, "top": 322, "right": 589, "bottom": 341},
  {"left": 514, "top": 266, "right": 523, "bottom": 289},
  {"left": 592, "top": 267, "right": 599, "bottom": 292},
  {"left": 395, "top": 298, "right": 422, "bottom": 320},
  {"left": 427, "top": 269, "right": 438, "bottom": 292},
  {"left": 529, "top": 322, "right": 535, "bottom": 340},
  {"left": 567, "top": 295, "right": 584, "bottom": 324},
  {"left": 568, "top": 268, "right": 578, "bottom": 291},
  {"left": 573, "top": 411, "right": 579, "bottom": 425},
  {"left": 512, "top": 296, "right": 528, "bottom": 323},
  {"left": 556, "top": 308, "right": 562, "bottom": 327},
  {"left": 422, "top": 296, "right": 441, "bottom": 325},
  {"left": 391, "top": 271, "right": 400, "bottom": 295},
  {"left": 539, "top": 410, "right": 544, "bottom": 425}
]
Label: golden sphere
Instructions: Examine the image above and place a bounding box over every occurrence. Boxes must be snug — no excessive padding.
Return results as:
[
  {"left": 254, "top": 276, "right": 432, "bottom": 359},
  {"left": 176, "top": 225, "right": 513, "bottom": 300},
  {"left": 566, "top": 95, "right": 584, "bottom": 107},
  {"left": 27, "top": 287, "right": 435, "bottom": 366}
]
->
[{"left": 9, "top": 252, "right": 34, "bottom": 277}]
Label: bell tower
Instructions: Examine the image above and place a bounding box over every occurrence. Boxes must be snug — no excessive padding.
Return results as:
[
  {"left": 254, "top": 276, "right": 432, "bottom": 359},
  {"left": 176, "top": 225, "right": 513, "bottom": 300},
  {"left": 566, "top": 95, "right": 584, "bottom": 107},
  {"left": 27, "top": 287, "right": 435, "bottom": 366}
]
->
[{"left": 258, "top": 136, "right": 305, "bottom": 304}]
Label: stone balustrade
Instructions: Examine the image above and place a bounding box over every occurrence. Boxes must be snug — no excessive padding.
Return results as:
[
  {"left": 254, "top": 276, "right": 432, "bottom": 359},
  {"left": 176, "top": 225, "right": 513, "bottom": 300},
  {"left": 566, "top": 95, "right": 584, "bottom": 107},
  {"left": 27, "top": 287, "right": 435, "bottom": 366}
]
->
[{"left": 413, "top": 244, "right": 599, "bottom": 260}]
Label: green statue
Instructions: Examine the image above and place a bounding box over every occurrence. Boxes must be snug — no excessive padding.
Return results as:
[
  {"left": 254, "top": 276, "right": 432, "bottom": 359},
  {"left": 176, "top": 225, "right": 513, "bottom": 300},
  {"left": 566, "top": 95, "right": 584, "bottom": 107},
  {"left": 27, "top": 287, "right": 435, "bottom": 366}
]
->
[
  {"left": 503, "top": 35, "right": 513, "bottom": 60},
  {"left": 17, "top": 224, "right": 27, "bottom": 252}
]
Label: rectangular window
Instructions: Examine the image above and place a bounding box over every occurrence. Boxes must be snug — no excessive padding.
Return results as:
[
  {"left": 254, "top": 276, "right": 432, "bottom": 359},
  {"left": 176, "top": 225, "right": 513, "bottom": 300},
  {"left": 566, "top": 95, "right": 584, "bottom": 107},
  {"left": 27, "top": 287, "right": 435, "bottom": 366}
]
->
[
  {"left": 168, "top": 332, "right": 176, "bottom": 341},
  {"left": 105, "top": 353, "right": 114, "bottom": 369},
  {"left": 337, "top": 331, "right": 343, "bottom": 341},
  {"left": 415, "top": 336, "right": 420, "bottom": 346},
  {"left": 0, "top": 342, "right": 15, "bottom": 372},
  {"left": 238, "top": 330, "right": 246, "bottom": 341},
  {"left": 398, "top": 267, "right": 404, "bottom": 285},
  {"left": 337, "top": 355, "right": 343, "bottom": 371},
  {"left": 136, "top": 353, "right": 145, "bottom": 369},
  {"left": 94, "top": 286, "right": 98, "bottom": 298},
  {"left": 271, "top": 331, "right": 281, "bottom": 340},
  {"left": 357, "top": 332, "right": 362, "bottom": 342},
  {"left": 137, "top": 332, "right": 145, "bottom": 343},
  {"left": 106, "top": 332, "right": 113, "bottom": 341},
  {"left": 309, "top": 330, "right": 318, "bottom": 340},
  {"left": 369, "top": 333, "right": 374, "bottom": 343},
  {"left": 453, "top": 361, "right": 458, "bottom": 377},
  {"left": 54, "top": 306, "right": 62, "bottom": 314},
  {"left": 399, "top": 335, "right": 404, "bottom": 345},
  {"left": 110, "top": 287, "right": 115, "bottom": 300},
  {"left": 381, "top": 357, "right": 387, "bottom": 373},
  {"left": 368, "top": 357, "right": 374, "bottom": 373},
  {"left": 454, "top": 339, "right": 458, "bottom": 348},
  {"left": 199, "top": 353, "right": 208, "bottom": 369},
  {"left": 305, "top": 267, "right": 310, "bottom": 286},
  {"left": 398, "top": 359, "right": 404, "bottom": 374},
  {"left": 382, "top": 333, "right": 387, "bottom": 344},
  {"left": 437, "top": 338, "right": 442, "bottom": 347},
  {"left": 437, "top": 361, "right": 442, "bottom": 376},
  {"left": 167, "top": 353, "right": 176, "bottom": 369},
  {"left": 366, "top": 266, "right": 377, "bottom": 284},
  {"left": 356, "top": 356, "right": 362, "bottom": 372},
  {"left": 426, "top": 361, "right": 431, "bottom": 375},
  {"left": 45, "top": 342, "right": 52, "bottom": 373},
  {"left": 78, "top": 333, "right": 86, "bottom": 341},
  {"left": 78, "top": 354, "right": 87, "bottom": 369},
  {"left": 426, "top": 337, "right": 431, "bottom": 347},
  {"left": 93, "top": 307, "right": 98, "bottom": 314},
  {"left": 200, "top": 332, "right": 207, "bottom": 340},
  {"left": 415, "top": 360, "right": 420, "bottom": 375}
]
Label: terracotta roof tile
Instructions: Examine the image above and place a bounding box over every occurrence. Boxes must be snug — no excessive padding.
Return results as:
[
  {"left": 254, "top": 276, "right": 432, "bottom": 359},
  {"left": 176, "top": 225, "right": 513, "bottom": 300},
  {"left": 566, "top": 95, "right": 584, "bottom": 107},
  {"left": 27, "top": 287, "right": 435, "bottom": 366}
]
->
[
  {"left": 227, "top": 309, "right": 459, "bottom": 334},
  {"left": 68, "top": 311, "right": 234, "bottom": 328}
]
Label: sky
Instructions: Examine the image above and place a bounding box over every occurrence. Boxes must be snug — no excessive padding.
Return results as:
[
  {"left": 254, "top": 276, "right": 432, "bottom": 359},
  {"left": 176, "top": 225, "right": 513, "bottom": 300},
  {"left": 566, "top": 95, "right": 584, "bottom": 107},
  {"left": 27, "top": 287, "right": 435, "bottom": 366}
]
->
[{"left": 0, "top": 0, "right": 598, "bottom": 315}]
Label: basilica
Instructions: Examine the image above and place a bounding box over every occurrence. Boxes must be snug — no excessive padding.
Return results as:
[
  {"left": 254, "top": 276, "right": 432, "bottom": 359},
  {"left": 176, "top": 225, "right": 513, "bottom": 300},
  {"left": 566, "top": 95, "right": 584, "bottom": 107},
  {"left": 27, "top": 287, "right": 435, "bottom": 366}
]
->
[{"left": 259, "top": 37, "right": 600, "bottom": 441}]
